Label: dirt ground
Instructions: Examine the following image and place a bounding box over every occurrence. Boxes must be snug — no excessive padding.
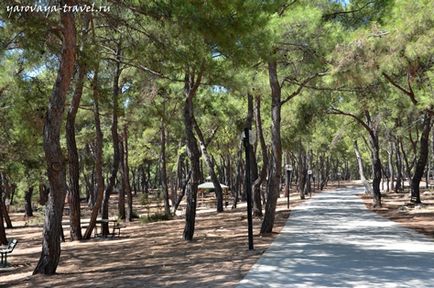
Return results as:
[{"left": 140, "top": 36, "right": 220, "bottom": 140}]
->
[
  {"left": 0, "top": 187, "right": 318, "bottom": 288},
  {"left": 361, "top": 187, "right": 434, "bottom": 238}
]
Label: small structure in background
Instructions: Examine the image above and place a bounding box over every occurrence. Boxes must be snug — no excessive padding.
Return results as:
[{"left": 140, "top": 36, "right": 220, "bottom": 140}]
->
[{"left": 198, "top": 182, "right": 230, "bottom": 208}]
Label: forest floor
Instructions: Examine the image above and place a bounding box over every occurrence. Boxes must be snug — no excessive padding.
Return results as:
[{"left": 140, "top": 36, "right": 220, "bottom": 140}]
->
[
  {"left": 362, "top": 186, "right": 434, "bottom": 238},
  {"left": 0, "top": 185, "right": 325, "bottom": 287}
]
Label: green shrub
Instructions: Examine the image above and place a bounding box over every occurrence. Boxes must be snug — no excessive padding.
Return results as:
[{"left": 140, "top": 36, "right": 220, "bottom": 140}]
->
[{"left": 139, "top": 213, "right": 173, "bottom": 224}]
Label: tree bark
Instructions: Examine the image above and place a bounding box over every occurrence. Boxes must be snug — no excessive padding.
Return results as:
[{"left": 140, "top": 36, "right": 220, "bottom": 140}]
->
[
  {"left": 118, "top": 135, "right": 126, "bottom": 220},
  {"left": 183, "top": 67, "right": 203, "bottom": 241},
  {"left": 193, "top": 119, "right": 224, "bottom": 212},
  {"left": 261, "top": 60, "right": 282, "bottom": 234},
  {"left": 34, "top": 0, "right": 76, "bottom": 274},
  {"left": 244, "top": 92, "right": 260, "bottom": 216},
  {"left": 101, "top": 41, "right": 122, "bottom": 236},
  {"left": 297, "top": 149, "right": 307, "bottom": 199},
  {"left": 366, "top": 114, "right": 382, "bottom": 208},
  {"left": 160, "top": 108, "right": 171, "bottom": 217},
  {"left": 174, "top": 170, "right": 192, "bottom": 214},
  {"left": 388, "top": 141, "right": 395, "bottom": 191},
  {"left": 410, "top": 113, "right": 432, "bottom": 203},
  {"left": 252, "top": 95, "right": 266, "bottom": 216},
  {"left": 394, "top": 140, "right": 404, "bottom": 192},
  {"left": 24, "top": 187, "right": 34, "bottom": 217},
  {"left": 0, "top": 176, "right": 8, "bottom": 245},
  {"left": 65, "top": 56, "right": 86, "bottom": 241},
  {"left": 83, "top": 70, "right": 105, "bottom": 240},
  {"left": 123, "top": 125, "right": 133, "bottom": 221},
  {"left": 353, "top": 140, "right": 372, "bottom": 194}
]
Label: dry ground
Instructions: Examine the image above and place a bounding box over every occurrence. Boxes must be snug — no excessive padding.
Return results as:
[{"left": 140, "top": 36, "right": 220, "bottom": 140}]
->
[
  {"left": 361, "top": 187, "right": 434, "bottom": 238},
  {"left": 0, "top": 187, "right": 320, "bottom": 288}
]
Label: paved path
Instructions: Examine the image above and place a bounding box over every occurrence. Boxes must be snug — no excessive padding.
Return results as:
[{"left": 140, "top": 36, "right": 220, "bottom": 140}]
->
[{"left": 238, "top": 186, "right": 434, "bottom": 288}]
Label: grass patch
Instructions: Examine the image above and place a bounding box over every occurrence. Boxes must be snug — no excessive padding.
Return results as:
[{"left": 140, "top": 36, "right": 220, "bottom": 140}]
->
[{"left": 140, "top": 213, "right": 173, "bottom": 224}]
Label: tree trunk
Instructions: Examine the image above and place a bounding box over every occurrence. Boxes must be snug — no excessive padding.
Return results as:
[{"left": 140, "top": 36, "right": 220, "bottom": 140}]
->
[
  {"left": 175, "top": 150, "right": 185, "bottom": 202},
  {"left": 123, "top": 125, "right": 133, "bottom": 221},
  {"left": 183, "top": 68, "right": 203, "bottom": 241},
  {"left": 261, "top": 60, "right": 282, "bottom": 234},
  {"left": 368, "top": 123, "right": 382, "bottom": 208},
  {"left": 353, "top": 140, "right": 372, "bottom": 194},
  {"left": 0, "top": 176, "right": 8, "bottom": 245},
  {"left": 233, "top": 144, "right": 243, "bottom": 208},
  {"left": 244, "top": 92, "right": 261, "bottom": 216},
  {"left": 34, "top": 1, "right": 76, "bottom": 274},
  {"left": 0, "top": 176, "right": 13, "bottom": 228},
  {"left": 394, "top": 140, "right": 404, "bottom": 192},
  {"left": 83, "top": 69, "right": 105, "bottom": 239},
  {"left": 24, "top": 187, "right": 34, "bottom": 217},
  {"left": 83, "top": 166, "right": 95, "bottom": 207},
  {"left": 101, "top": 41, "right": 122, "bottom": 236},
  {"left": 193, "top": 120, "right": 224, "bottom": 212},
  {"left": 174, "top": 170, "right": 192, "bottom": 214},
  {"left": 160, "top": 112, "right": 171, "bottom": 217},
  {"left": 65, "top": 56, "right": 86, "bottom": 242},
  {"left": 252, "top": 95, "right": 266, "bottom": 216},
  {"left": 388, "top": 141, "right": 395, "bottom": 191},
  {"left": 410, "top": 113, "right": 432, "bottom": 203},
  {"left": 297, "top": 149, "right": 307, "bottom": 199},
  {"left": 118, "top": 135, "right": 126, "bottom": 220}
]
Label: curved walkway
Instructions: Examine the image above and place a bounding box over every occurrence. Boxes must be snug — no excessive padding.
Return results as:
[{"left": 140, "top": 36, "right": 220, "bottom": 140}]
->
[{"left": 238, "top": 186, "right": 434, "bottom": 288}]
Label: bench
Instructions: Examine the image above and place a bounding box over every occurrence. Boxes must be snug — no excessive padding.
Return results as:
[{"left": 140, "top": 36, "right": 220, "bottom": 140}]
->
[
  {"left": 1, "top": 239, "right": 18, "bottom": 267},
  {"left": 111, "top": 222, "right": 126, "bottom": 238},
  {"left": 94, "top": 219, "right": 125, "bottom": 238}
]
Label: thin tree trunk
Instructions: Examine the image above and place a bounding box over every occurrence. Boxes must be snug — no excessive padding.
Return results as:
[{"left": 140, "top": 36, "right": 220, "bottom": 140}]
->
[
  {"left": 24, "top": 187, "right": 34, "bottom": 217},
  {"left": 244, "top": 92, "right": 260, "bottom": 216},
  {"left": 183, "top": 67, "right": 203, "bottom": 241},
  {"left": 193, "top": 120, "right": 224, "bottom": 212},
  {"left": 118, "top": 136, "right": 126, "bottom": 220},
  {"left": 101, "top": 41, "right": 122, "bottom": 236},
  {"left": 0, "top": 176, "right": 13, "bottom": 228},
  {"left": 261, "top": 60, "right": 282, "bottom": 234},
  {"left": 83, "top": 69, "right": 105, "bottom": 240},
  {"left": 252, "top": 95, "right": 266, "bottom": 216},
  {"left": 65, "top": 55, "right": 86, "bottom": 242},
  {"left": 34, "top": 1, "right": 76, "bottom": 274},
  {"left": 388, "top": 141, "right": 395, "bottom": 191},
  {"left": 411, "top": 113, "right": 432, "bottom": 203},
  {"left": 394, "top": 140, "right": 404, "bottom": 192},
  {"left": 123, "top": 125, "right": 133, "bottom": 221},
  {"left": 298, "top": 149, "right": 307, "bottom": 199},
  {"left": 174, "top": 170, "right": 191, "bottom": 214},
  {"left": 354, "top": 140, "right": 372, "bottom": 194},
  {"left": 367, "top": 119, "right": 382, "bottom": 208},
  {"left": 233, "top": 144, "right": 243, "bottom": 208},
  {"left": 160, "top": 112, "right": 171, "bottom": 217},
  {"left": 0, "top": 176, "right": 8, "bottom": 245}
]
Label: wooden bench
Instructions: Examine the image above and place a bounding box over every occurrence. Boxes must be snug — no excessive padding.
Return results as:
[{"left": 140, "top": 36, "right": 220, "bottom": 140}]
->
[{"left": 1, "top": 239, "right": 18, "bottom": 267}]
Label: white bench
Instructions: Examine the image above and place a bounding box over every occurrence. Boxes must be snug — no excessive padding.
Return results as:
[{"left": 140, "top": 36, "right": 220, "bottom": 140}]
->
[{"left": 1, "top": 239, "right": 18, "bottom": 267}]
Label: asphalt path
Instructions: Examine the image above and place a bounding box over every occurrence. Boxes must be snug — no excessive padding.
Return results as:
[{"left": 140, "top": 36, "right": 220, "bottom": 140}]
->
[{"left": 238, "top": 186, "right": 434, "bottom": 288}]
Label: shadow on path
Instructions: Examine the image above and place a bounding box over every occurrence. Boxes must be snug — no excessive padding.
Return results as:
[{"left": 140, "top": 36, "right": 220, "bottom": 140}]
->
[{"left": 238, "top": 187, "right": 434, "bottom": 288}]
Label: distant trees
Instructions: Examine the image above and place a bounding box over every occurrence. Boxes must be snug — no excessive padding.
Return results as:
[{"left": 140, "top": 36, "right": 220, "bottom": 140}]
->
[{"left": 0, "top": 0, "right": 432, "bottom": 276}]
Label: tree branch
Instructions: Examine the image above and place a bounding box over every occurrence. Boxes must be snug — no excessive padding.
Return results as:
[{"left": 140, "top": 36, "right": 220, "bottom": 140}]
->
[
  {"left": 328, "top": 107, "right": 373, "bottom": 135},
  {"left": 382, "top": 72, "right": 418, "bottom": 105},
  {"left": 322, "top": 1, "right": 375, "bottom": 20},
  {"left": 280, "top": 72, "right": 327, "bottom": 105}
]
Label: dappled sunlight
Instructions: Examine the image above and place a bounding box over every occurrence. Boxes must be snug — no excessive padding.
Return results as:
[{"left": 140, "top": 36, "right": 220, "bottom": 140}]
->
[{"left": 0, "top": 189, "right": 310, "bottom": 287}]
